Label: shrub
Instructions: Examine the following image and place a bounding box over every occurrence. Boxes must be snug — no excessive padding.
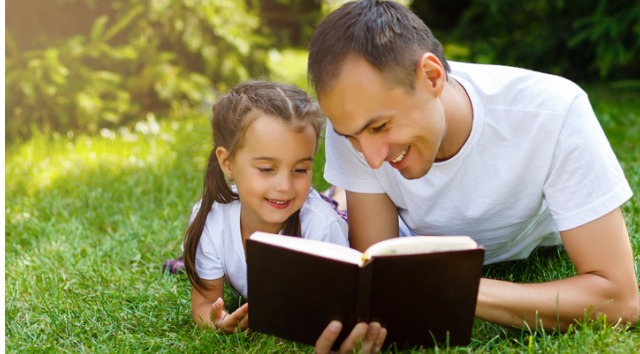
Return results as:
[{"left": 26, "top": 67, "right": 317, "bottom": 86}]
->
[
  {"left": 416, "top": 0, "right": 640, "bottom": 81},
  {"left": 5, "top": 0, "right": 269, "bottom": 141}
]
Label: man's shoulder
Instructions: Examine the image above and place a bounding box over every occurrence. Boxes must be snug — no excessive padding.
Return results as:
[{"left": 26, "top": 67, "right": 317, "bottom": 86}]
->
[
  {"left": 451, "top": 61, "right": 579, "bottom": 87},
  {"left": 450, "top": 61, "right": 585, "bottom": 112}
]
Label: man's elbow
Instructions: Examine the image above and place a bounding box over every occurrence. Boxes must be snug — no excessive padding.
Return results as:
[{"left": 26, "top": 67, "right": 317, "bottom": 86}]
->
[
  {"left": 608, "top": 290, "right": 640, "bottom": 325},
  {"left": 619, "top": 295, "right": 640, "bottom": 324}
]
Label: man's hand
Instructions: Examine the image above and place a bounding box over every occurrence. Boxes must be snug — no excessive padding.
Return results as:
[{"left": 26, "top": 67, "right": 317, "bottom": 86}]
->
[
  {"left": 314, "top": 321, "right": 387, "bottom": 354},
  {"left": 210, "top": 297, "right": 249, "bottom": 333}
]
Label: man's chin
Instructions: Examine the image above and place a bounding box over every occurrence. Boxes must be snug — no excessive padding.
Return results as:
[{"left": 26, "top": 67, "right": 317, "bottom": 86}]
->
[{"left": 397, "top": 166, "right": 430, "bottom": 180}]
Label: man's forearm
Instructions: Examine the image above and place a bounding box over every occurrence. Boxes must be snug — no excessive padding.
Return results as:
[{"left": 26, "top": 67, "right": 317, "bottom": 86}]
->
[{"left": 476, "top": 275, "right": 639, "bottom": 331}]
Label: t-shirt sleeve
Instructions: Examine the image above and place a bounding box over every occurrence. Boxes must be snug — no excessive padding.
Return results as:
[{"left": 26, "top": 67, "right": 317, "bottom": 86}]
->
[
  {"left": 306, "top": 218, "right": 349, "bottom": 246},
  {"left": 324, "top": 122, "right": 386, "bottom": 193},
  {"left": 543, "top": 93, "right": 632, "bottom": 231},
  {"left": 300, "top": 190, "right": 350, "bottom": 246},
  {"left": 194, "top": 221, "right": 225, "bottom": 280}
]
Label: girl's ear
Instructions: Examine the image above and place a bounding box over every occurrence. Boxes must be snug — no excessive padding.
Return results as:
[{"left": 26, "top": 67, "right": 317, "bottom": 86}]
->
[
  {"left": 416, "top": 52, "right": 446, "bottom": 97},
  {"left": 215, "top": 147, "right": 233, "bottom": 176}
]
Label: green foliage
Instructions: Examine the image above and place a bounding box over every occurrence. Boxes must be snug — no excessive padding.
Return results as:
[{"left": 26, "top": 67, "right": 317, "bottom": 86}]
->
[
  {"left": 5, "top": 0, "right": 270, "bottom": 142},
  {"left": 258, "top": 0, "right": 323, "bottom": 48},
  {"left": 569, "top": 0, "right": 640, "bottom": 78},
  {"left": 442, "top": 0, "right": 640, "bottom": 81}
]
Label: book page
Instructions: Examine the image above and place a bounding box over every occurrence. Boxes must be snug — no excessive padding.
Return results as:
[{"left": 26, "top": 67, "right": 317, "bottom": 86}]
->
[
  {"left": 364, "top": 236, "right": 478, "bottom": 259},
  {"left": 250, "top": 232, "right": 364, "bottom": 265}
]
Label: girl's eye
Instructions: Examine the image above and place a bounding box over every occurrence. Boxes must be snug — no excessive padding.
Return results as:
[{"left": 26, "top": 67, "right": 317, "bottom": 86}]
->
[
  {"left": 257, "top": 167, "right": 274, "bottom": 173},
  {"left": 293, "top": 168, "right": 309, "bottom": 175}
]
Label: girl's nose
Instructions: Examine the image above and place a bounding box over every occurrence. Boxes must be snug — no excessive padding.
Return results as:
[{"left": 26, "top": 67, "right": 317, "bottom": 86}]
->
[{"left": 274, "top": 172, "right": 293, "bottom": 192}]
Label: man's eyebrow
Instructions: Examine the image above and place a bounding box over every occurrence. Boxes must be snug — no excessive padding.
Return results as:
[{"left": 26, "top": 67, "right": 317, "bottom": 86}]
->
[{"left": 332, "top": 116, "right": 387, "bottom": 137}]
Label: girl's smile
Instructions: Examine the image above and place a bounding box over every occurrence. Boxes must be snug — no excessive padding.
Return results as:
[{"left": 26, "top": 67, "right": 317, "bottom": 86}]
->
[{"left": 265, "top": 198, "right": 292, "bottom": 209}]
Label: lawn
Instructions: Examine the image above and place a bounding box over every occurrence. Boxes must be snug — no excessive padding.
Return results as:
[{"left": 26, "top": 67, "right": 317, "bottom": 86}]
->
[{"left": 5, "top": 82, "right": 640, "bottom": 353}]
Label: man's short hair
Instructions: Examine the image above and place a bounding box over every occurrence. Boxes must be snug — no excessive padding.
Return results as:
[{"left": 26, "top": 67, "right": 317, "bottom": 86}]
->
[{"left": 308, "top": 0, "right": 450, "bottom": 96}]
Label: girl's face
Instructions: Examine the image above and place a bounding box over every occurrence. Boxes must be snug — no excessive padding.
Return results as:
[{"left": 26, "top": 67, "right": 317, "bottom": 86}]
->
[{"left": 220, "top": 115, "right": 317, "bottom": 236}]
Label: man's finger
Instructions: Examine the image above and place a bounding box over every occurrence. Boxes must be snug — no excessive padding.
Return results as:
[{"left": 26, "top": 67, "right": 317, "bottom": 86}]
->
[
  {"left": 315, "top": 320, "right": 342, "bottom": 354},
  {"left": 359, "top": 322, "right": 383, "bottom": 353},
  {"left": 373, "top": 327, "right": 387, "bottom": 353},
  {"left": 357, "top": 322, "right": 380, "bottom": 353},
  {"left": 338, "top": 322, "right": 369, "bottom": 354}
]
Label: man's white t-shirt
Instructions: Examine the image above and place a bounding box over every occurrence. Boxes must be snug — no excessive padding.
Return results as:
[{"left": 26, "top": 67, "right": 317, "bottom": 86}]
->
[
  {"left": 194, "top": 188, "right": 349, "bottom": 298},
  {"left": 324, "top": 62, "right": 632, "bottom": 264}
]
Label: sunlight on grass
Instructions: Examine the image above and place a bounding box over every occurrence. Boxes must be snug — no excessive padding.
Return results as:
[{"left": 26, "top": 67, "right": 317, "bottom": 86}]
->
[{"left": 8, "top": 116, "right": 186, "bottom": 195}]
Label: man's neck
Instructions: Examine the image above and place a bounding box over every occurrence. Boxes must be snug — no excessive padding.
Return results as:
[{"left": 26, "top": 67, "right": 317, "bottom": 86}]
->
[{"left": 436, "top": 78, "right": 473, "bottom": 161}]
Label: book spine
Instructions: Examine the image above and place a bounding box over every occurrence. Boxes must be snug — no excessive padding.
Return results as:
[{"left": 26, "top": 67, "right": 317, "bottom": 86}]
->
[{"left": 354, "top": 261, "right": 374, "bottom": 322}]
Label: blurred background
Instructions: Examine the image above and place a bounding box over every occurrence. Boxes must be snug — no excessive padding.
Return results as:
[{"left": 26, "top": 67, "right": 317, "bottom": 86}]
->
[{"left": 6, "top": 0, "right": 640, "bottom": 143}]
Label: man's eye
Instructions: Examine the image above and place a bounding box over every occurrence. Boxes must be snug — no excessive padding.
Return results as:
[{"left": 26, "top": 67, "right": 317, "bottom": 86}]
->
[{"left": 372, "top": 123, "right": 387, "bottom": 132}]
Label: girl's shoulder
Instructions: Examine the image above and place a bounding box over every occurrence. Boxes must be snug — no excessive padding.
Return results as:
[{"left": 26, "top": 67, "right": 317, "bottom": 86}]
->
[
  {"left": 301, "top": 189, "right": 337, "bottom": 215},
  {"left": 299, "top": 189, "right": 349, "bottom": 245},
  {"left": 190, "top": 198, "right": 241, "bottom": 228}
]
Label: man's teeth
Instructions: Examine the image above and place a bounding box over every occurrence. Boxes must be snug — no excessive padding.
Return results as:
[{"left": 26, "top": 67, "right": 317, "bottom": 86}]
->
[{"left": 391, "top": 148, "right": 408, "bottom": 163}]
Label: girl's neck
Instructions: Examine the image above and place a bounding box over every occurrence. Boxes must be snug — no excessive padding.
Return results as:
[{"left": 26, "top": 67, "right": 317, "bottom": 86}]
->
[{"left": 239, "top": 217, "right": 283, "bottom": 250}]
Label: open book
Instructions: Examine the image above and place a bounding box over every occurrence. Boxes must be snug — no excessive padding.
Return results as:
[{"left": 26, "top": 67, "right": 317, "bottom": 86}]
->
[{"left": 246, "top": 232, "right": 484, "bottom": 349}]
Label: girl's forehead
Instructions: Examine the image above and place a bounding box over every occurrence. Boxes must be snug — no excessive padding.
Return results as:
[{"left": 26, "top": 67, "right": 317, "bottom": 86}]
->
[
  {"left": 245, "top": 115, "right": 315, "bottom": 136},
  {"left": 237, "top": 115, "right": 317, "bottom": 157}
]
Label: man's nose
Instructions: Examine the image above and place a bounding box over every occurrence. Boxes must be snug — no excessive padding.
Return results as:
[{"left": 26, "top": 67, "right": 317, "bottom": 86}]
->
[{"left": 349, "top": 136, "right": 387, "bottom": 169}]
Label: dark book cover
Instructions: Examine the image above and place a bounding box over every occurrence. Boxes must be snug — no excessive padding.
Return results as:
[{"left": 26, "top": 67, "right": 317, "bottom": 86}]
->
[
  {"left": 368, "top": 249, "right": 484, "bottom": 348},
  {"left": 246, "top": 237, "right": 484, "bottom": 349}
]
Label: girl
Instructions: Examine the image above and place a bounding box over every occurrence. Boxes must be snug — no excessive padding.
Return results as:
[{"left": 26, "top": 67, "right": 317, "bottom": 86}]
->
[{"left": 182, "top": 80, "right": 349, "bottom": 333}]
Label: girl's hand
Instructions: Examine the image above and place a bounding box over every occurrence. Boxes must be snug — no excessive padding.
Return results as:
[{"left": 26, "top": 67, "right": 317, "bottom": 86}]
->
[{"left": 210, "top": 297, "right": 249, "bottom": 333}]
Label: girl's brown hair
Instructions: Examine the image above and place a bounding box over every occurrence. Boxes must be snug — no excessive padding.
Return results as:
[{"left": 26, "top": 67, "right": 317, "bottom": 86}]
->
[{"left": 183, "top": 80, "right": 324, "bottom": 292}]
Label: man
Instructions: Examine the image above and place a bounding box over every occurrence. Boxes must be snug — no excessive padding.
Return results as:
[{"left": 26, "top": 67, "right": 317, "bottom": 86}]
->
[{"left": 308, "top": 0, "right": 639, "bottom": 352}]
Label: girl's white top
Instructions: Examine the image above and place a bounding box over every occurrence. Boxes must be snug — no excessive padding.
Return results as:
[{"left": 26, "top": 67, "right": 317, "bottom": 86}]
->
[{"left": 194, "top": 188, "right": 349, "bottom": 298}]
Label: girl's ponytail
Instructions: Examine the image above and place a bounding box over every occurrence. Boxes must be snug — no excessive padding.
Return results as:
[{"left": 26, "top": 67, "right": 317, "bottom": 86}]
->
[
  {"left": 282, "top": 210, "right": 302, "bottom": 238},
  {"left": 183, "top": 150, "right": 236, "bottom": 293}
]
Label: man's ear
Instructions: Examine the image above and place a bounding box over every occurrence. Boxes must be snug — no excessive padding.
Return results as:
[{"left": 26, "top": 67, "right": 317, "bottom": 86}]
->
[
  {"left": 417, "top": 52, "right": 446, "bottom": 96},
  {"left": 215, "top": 146, "right": 233, "bottom": 176}
]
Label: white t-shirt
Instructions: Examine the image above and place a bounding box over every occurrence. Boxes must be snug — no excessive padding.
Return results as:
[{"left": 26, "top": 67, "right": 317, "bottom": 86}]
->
[
  {"left": 324, "top": 62, "right": 632, "bottom": 264},
  {"left": 194, "top": 188, "right": 349, "bottom": 298}
]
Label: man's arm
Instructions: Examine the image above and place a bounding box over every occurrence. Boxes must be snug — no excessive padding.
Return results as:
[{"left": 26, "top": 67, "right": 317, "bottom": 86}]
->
[
  {"left": 476, "top": 208, "right": 639, "bottom": 330},
  {"left": 345, "top": 191, "right": 400, "bottom": 251}
]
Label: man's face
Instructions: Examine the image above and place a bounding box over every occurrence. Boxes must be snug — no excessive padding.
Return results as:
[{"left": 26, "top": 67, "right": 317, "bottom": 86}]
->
[{"left": 318, "top": 56, "right": 446, "bottom": 180}]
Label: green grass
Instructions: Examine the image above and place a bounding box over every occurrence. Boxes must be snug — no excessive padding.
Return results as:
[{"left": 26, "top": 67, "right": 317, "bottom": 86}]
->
[{"left": 5, "top": 83, "right": 640, "bottom": 353}]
